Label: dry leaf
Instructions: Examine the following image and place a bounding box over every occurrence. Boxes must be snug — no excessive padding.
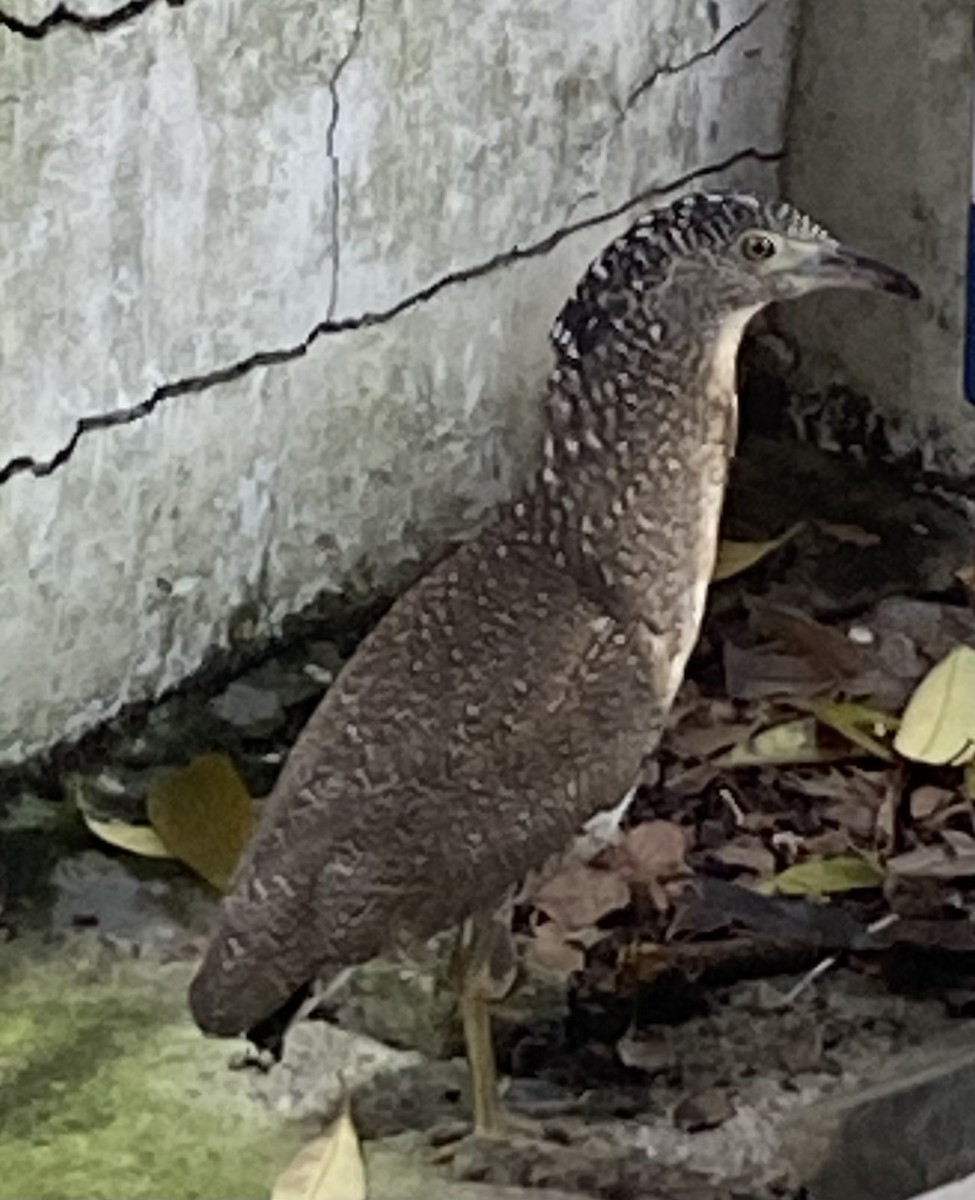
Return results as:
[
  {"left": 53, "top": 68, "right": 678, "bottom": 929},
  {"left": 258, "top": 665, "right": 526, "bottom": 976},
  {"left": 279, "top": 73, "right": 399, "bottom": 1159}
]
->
[
  {"left": 531, "top": 858, "right": 630, "bottom": 930},
  {"left": 894, "top": 645, "right": 975, "bottom": 766},
  {"left": 617, "top": 820, "right": 689, "bottom": 883},
  {"left": 817, "top": 521, "right": 882, "bottom": 547},
  {"left": 723, "top": 643, "right": 831, "bottom": 701},
  {"left": 272, "top": 1105, "right": 366, "bottom": 1200},
  {"left": 146, "top": 753, "right": 255, "bottom": 891},
  {"left": 759, "top": 855, "right": 884, "bottom": 897},
  {"left": 526, "top": 921, "right": 587, "bottom": 975},
  {"left": 750, "top": 602, "right": 869, "bottom": 681},
  {"left": 711, "top": 838, "right": 775, "bottom": 876},
  {"left": 887, "top": 843, "right": 975, "bottom": 881},
  {"left": 712, "top": 523, "right": 804, "bottom": 582},
  {"left": 909, "top": 786, "right": 955, "bottom": 822},
  {"left": 81, "top": 814, "right": 173, "bottom": 859}
]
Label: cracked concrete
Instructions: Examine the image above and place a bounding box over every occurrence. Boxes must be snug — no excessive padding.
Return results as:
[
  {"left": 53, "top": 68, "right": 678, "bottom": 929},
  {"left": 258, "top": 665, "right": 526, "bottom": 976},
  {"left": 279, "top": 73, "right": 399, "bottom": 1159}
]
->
[
  {"left": 0, "top": 0, "right": 799, "bottom": 760},
  {"left": 0, "top": 144, "right": 782, "bottom": 490},
  {"left": 0, "top": 0, "right": 169, "bottom": 40},
  {"left": 324, "top": 0, "right": 366, "bottom": 321}
]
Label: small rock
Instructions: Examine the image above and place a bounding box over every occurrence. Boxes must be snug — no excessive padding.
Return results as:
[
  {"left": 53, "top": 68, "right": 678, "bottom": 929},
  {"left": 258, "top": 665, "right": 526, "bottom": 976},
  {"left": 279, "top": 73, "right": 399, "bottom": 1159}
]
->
[
  {"left": 777, "top": 1021, "right": 825, "bottom": 1074},
  {"left": 617, "top": 1031, "right": 679, "bottom": 1076},
  {"left": 209, "top": 681, "right": 285, "bottom": 736},
  {"left": 673, "top": 1086, "right": 736, "bottom": 1132}
]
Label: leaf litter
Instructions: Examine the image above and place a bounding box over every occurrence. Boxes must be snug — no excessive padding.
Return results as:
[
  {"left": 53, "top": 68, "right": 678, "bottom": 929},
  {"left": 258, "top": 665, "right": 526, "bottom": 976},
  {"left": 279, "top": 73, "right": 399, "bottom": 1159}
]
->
[{"left": 33, "top": 435, "right": 975, "bottom": 1199}]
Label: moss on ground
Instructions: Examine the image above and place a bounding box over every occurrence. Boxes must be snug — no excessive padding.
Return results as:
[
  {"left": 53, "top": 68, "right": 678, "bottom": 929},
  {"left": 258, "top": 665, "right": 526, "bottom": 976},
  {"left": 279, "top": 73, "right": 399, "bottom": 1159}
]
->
[{"left": 0, "top": 939, "right": 306, "bottom": 1200}]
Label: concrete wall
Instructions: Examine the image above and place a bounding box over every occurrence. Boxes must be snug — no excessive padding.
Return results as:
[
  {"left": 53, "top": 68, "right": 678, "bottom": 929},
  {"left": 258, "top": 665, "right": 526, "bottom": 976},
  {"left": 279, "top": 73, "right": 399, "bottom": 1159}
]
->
[
  {"left": 783, "top": 0, "right": 975, "bottom": 476},
  {"left": 0, "top": 0, "right": 797, "bottom": 763}
]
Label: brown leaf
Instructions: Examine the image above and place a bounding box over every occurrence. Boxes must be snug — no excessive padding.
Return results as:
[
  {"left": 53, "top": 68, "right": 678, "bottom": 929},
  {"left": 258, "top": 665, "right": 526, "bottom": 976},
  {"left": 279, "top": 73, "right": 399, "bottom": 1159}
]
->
[
  {"left": 617, "top": 820, "right": 689, "bottom": 884},
  {"left": 817, "top": 521, "right": 882, "bottom": 548},
  {"left": 710, "top": 838, "right": 775, "bottom": 876},
  {"left": 909, "top": 785, "right": 955, "bottom": 822},
  {"left": 750, "top": 601, "right": 870, "bottom": 681},
  {"left": 531, "top": 859, "right": 630, "bottom": 930},
  {"left": 886, "top": 843, "right": 975, "bottom": 881},
  {"left": 526, "top": 921, "right": 587, "bottom": 975},
  {"left": 824, "top": 799, "right": 879, "bottom": 840},
  {"left": 723, "top": 642, "right": 831, "bottom": 701}
]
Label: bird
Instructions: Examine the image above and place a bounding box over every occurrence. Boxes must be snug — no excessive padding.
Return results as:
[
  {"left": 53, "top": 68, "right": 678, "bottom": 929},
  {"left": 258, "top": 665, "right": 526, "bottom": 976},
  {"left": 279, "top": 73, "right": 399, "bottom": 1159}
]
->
[{"left": 189, "top": 190, "right": 919, "bottom": 1136}]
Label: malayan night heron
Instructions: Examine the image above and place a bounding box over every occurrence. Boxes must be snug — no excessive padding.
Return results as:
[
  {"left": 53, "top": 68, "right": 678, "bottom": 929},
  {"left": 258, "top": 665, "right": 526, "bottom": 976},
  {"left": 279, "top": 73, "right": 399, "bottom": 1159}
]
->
[{"left": 190, "top": 191, "right": 919, "bottom": 1136}]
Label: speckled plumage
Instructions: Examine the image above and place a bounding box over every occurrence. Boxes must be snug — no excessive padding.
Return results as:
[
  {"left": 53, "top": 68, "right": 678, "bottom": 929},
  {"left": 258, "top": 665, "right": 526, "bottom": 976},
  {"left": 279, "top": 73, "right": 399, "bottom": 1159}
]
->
[{"left": 190, "top": 191, "right": 916, "bottom": 1044}]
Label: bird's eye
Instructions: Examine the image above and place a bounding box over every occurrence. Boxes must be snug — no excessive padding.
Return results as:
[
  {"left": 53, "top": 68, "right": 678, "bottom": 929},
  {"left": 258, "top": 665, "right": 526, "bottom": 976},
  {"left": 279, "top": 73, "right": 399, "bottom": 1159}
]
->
[{"left": 740, "top": 233, "right": 777, "bottom": 262}]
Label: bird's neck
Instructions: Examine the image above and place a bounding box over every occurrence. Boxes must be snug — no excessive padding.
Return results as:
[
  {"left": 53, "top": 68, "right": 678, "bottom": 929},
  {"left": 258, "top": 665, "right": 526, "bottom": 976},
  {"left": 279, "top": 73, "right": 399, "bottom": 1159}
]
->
[{"left": 505, "top": 311, "right": 756, "bottom": 637}]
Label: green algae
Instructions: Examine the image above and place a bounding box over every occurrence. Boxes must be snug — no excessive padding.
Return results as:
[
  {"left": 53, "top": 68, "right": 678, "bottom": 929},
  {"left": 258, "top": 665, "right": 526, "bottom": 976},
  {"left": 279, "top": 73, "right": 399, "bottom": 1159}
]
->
[{"left": 0, "top": 939, "right": 306, "bottom": 1200}]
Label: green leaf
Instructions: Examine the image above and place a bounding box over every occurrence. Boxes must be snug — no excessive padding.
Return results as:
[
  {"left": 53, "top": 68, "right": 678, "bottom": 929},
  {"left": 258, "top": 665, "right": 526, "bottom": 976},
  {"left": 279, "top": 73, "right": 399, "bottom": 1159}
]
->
[
  {"left": 808, "top": 700, "right": 899, "bottom": 761},
  {"left": 759, "top": 855, "right": 884, "bottom": 897},
  {"left": 721, "top": 717, "right": 844, "bottom": 767},
  {"left": 81, "top": 813, "right": 174, "bottom": 859},
  {"left": 712, "top": 523, "right": 804, "bottom": 583},
  {"left": 894, "top": 645, "right": 975, "bottom": 766}
]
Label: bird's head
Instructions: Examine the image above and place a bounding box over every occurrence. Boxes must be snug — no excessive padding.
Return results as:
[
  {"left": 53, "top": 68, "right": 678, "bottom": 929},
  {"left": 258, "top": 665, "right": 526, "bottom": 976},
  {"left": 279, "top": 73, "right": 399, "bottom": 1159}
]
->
[{"left": 552, "top": 191, "right": 919, "bottom": 363}]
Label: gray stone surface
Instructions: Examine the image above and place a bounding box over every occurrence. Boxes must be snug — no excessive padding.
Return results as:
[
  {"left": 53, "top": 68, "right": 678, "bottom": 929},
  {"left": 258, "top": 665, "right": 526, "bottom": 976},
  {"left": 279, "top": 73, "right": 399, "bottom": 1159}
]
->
[
  {"left": 783, "top": 0, "right": 975, "bottom": 477},
  {"left": 0, "top": 0, "right": 795, "bottom": 762}
]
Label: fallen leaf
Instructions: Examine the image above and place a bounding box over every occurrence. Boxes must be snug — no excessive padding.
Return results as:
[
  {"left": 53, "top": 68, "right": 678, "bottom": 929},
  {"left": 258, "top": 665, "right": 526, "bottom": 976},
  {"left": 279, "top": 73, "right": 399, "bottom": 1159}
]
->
[
  {"left": 966, "top": 763, "right": 975, "bottom": 804},
  {"left": 668, "top": 719, "right": 756, "bottom": 760},
  {"left": 146, "top": 753, "right": 255, "bottom": 891},
  {"left": 817, "top": 521, "right": 882, "bottom": 547},
  {"left": 723, "top": 643, "right": 832, "bottom": 701},
  {"left": 807, "top": 700, "right": 898, "bottom": 761},
  {"left": 823, "top": 799, "right": 877, "bottom": 840},
  {"left": 272, "top": 1104, "right": 366, "bottom": 1200},
  {"left": 894, "top": 645, "right": 975, "bottom": 766},
  {"left": 750, "top": 602, "right": 869, "bottom": 681},
  {"left": 81, "top": 814, "right": 173, "bottom": 859},
  {"left": 721, "top": 717, "right": 845, "bottom": 767},
  {"left": 909, "top": 786, "right": 955, "bottom": 822},
  {"left": 710, "top": 838, "right": 776, "bottom": 876},
  {"left": 617, "top": 820, "right": 689, "bottom": 883},
  {"left": 526, "top": 921, "right": 587, "bottom": 975},
  {"left": 712, "top": 523, "right": 804, "bottom": 582},
  {"left": 887, "top": 844, "right": 975, "bottom": 881},
  {"left": 759, "top": 855, "right": 884, "bottom": 897},
  {"left": 956, "top": 563, "right": 975, "bottom": 594},
  {"left": 532, "top": 858, "right": 630, "bottom": 930}
]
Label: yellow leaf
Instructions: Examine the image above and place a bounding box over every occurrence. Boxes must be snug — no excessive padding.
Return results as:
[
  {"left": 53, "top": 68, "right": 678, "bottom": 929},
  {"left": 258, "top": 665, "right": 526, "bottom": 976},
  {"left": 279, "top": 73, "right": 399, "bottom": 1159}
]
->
[
  {"left": 272, "top": 1106, "right": 366, "bottom": 1200},
  {"left": 759, "top": 855, "right": 884, "bottom": 897},
  {"left": 893, "top": 645, "right": 975, "bottom": 766},
  {"left": 808, "top": 700, "right": 899, "bottom": 761},
  {"left": 712, "top": 523, "right": 804, "bottom": 583},
  {"left": 146, "top": 753, "right": 255, "bottom": 891},
  {"left": 81, "top": 813, "right": 173, "bottom": 859},
  {"left": 965, "top": 763, "right": 975, "bottom": 804},
  {"left": 722, "top": 717, "right": 842, "bottom": 767}
]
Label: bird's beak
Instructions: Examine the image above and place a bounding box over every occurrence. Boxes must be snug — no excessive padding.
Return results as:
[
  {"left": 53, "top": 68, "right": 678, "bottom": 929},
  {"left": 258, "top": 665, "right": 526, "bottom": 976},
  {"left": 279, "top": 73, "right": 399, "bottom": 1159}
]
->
[{"left": 800, "top": 241, "right": 921, "bottom": 300}]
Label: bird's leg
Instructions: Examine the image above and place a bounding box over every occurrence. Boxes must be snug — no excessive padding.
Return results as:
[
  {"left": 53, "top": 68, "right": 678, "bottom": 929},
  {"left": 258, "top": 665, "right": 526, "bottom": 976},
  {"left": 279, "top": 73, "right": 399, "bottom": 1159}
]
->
[
  {"left": 452, "top": 914, "right": 506, "bottom": 1136},
  {"left": 431, "top": 903, "right": 549, "bottom": 1159}
]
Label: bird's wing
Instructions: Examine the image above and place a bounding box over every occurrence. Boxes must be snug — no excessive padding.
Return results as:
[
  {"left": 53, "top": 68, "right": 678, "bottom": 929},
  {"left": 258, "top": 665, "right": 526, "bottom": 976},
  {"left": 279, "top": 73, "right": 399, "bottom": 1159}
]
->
[{"left": 190, "top": 533, "right": 668, "bottom": 1036}]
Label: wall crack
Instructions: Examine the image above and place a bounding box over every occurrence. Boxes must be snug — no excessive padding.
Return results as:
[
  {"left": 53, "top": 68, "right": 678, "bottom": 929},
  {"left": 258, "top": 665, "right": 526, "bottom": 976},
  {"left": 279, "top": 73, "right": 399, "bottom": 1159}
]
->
[
  {"left": 0, "top": 0, "right": 184, "bottom": 40},
  {"left": 0, "top": 145, "right": 782, "bottom": 489},
  {"left": 623, "top": 1, "right": 769, "bottom": 116},
  {"left": 325, "top": 0, "right": 366, "bottom": 321}
]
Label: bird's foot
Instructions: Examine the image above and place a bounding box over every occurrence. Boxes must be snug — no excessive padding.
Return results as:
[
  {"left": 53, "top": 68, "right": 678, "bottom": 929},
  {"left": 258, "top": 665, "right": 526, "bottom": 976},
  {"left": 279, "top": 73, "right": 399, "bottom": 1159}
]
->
[{"left": 426, "top": 1109, "right": 562, "bottom": 1164}]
